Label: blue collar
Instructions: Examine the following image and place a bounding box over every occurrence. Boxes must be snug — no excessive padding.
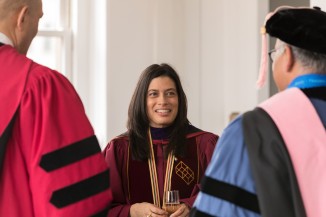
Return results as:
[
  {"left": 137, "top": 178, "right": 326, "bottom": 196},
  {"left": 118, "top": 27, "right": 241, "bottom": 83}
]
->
[{"left": 287, "top": 74, "right": 326, "bottom": 89}]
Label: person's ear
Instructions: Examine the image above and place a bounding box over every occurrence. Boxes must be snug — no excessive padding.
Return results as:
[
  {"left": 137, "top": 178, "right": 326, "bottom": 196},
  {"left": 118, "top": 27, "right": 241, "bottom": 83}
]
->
[
  {"left": 284, "top": 45, "right": 295, "bottom": 72},
  {"left": 16, "top": 6, "right": 29, "bottom": 31}
]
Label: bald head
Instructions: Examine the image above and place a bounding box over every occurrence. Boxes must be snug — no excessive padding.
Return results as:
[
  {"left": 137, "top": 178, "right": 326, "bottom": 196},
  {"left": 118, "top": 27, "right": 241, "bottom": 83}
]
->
[
  {"left": 0, "top": 0, "right": 32, "bottom": 20},
  {"left": 0, "top": 0, "right": 42, "bottom": 54}
]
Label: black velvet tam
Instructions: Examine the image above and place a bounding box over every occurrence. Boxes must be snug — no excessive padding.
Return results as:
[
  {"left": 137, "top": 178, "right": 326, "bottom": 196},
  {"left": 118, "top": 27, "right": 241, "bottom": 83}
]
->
[{"left": 266, "top": 7, "right": 326, "bottom": 54}]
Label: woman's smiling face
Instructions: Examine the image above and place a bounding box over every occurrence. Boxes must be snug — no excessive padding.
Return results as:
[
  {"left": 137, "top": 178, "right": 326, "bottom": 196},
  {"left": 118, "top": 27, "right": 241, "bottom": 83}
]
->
[{"left": 146, "top": 76, "right": 179, "bottom": 128}]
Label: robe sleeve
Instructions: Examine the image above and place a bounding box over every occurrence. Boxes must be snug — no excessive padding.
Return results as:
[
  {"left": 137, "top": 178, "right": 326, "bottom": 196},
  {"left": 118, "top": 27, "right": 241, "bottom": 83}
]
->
[
  {"left": 180, "top": 132, "right": 218, "bottom": 208},
  {"left": 18, "top": 65, "right": 112, "bottom": 217},
  {"left": 104, "top": 137, "right": 131, "bottom": 217},
  {"left": 190, "top": 117, "right": 260, "bottom": 217}
]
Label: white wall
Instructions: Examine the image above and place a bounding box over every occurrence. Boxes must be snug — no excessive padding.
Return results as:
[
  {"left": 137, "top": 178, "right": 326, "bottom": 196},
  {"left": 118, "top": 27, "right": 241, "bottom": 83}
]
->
[
  {"left": 73, "top": 0, "right": 269, "bottom": 148},
  {"left": 311, "top": 0, "right": 326, "bottom": 9},
  {"left": 106, "top": 0, "right": 156, "bottom": 146},
  {"left": 72, "top": 0, "right": 108, "bottom": 145}
]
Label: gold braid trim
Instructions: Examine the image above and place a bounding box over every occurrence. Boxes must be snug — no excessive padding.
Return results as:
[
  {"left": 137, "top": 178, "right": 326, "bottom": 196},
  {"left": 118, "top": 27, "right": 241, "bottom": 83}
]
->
[
  {"left": 127, "top": 143, "right": 131, "bottom": 199},
  {"left": 148, "top": 129, "right": 175, "bottom": 208},
  {"left": 196, "top": 137, "right": 200, "bottom": 183},
  {"left": 163, "top": 152, "right": 175, "bottom": 206},
  {"left": 148, "top": 130, "right": 161, "bottom": 207}
]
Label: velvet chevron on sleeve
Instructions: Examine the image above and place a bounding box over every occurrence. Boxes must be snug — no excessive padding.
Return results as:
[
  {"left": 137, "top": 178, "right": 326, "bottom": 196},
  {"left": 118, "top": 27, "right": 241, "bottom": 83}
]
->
[
  {"left": 0, "top": 45, "right": 112, "bottom": 217},
  {"left": 191, "top": 117, "right": 260, "bottom": 217},
  {"left": 191, "top": 87, "right": 326, "bottom": 217}
]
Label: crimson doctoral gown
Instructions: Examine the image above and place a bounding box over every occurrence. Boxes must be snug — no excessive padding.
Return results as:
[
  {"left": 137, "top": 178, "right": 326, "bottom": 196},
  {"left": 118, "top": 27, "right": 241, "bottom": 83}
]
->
[
  {"left": 0, "top": 44, "right": 112, "bottom": 217},
  {"left": 104, "top": 125, "right": 218, "bottom": 217}
]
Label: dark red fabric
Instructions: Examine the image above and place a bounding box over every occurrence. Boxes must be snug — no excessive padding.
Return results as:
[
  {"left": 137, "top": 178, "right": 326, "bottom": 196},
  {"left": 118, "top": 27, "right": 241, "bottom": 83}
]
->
[
  {"left": 128, "top": 153, "right": 153, "bottom": 204},
  {"left": 170, "top": 137, "right": 199, "bottom": 198},
  {"left": 104, "top": 129, "right": 218, "bottom": 217},
  {"left": 128, "top": 137, "right": 199, "bottom": 205}
]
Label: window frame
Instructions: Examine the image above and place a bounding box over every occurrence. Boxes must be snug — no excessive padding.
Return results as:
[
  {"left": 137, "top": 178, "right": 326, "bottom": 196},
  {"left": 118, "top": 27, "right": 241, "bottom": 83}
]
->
[{"left": 35, "top": 0, "right": 72, "bottom": 78}]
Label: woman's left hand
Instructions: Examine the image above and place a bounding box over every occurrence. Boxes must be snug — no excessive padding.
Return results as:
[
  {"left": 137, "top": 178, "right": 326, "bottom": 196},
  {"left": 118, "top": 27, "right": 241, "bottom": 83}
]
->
[{"left": 169, "top": 203, "right": 189, "bottom": 217}]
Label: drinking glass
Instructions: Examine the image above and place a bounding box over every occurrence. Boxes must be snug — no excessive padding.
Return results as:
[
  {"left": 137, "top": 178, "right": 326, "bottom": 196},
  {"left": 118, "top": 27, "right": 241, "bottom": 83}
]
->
[{"left": 163, "top": 190, "right": 180, "bottom": 215}]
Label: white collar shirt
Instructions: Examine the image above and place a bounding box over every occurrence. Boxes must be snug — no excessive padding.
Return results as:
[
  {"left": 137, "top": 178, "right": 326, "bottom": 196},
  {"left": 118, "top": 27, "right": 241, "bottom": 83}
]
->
[{"left": 0, "top": 32, "right": 13, "bottom": 46}]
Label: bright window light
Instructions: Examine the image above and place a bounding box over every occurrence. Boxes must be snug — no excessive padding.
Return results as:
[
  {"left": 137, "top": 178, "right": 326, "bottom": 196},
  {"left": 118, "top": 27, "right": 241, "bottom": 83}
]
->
[{"left": 27, "top": 0, "right": 71, "bottom": 77}]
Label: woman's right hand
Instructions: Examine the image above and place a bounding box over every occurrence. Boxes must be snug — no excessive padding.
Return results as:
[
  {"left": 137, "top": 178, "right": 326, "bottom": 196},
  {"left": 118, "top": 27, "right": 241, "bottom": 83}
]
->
[{"left": 130, "top": 202, "right": 169, "bottom": 217}]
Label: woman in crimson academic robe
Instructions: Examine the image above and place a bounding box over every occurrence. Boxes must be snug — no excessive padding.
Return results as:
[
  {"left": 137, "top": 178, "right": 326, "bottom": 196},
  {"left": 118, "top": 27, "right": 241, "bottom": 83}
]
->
[{"left": 104, "top": 63, "right": 218, "bottom": 217}]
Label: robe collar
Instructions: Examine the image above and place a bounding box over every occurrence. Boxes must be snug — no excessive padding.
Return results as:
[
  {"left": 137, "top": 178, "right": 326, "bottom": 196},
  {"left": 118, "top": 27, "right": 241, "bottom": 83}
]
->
[{"left": 150, "top": 125, "right": 173, "bottom": 141}]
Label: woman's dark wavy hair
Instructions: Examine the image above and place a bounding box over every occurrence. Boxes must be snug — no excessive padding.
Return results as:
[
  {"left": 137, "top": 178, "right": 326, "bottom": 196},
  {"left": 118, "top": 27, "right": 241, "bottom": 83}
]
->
[{"left": 127, "top": 63, "right": 189, "bottom": 161}]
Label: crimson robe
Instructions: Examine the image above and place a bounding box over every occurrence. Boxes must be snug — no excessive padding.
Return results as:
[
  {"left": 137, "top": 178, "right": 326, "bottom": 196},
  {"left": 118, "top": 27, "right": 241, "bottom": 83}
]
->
[
  {"left": 104, "top": 125, "right": 218, "bottom": 217},
  {"left": 0, "top": 44, "right": 112, "bottom": 217}
]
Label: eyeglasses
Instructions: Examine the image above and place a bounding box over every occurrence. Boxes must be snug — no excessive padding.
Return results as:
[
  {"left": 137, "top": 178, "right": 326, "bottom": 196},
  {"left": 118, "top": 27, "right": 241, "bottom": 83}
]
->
[
  {"left": 268, "top": 46, "right": 284, "bottom": 63},
  {"left": 268, "top": 49, "right": 277, "bottom": 62}
]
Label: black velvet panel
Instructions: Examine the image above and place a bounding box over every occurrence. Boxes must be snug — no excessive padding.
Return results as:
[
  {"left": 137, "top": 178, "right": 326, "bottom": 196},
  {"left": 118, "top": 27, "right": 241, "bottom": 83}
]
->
[
  {"left": 302, "top": 87, "right": 326, "bottom": 101},
  {"left": 0, "top": 110, "right": 17, "bottom": 178},
  {"left": 50, "top": 169, "right": 110, "bottom": 208},
  {"left": 243, "top": 108, "right": 306, "bottom": 217},
  {"left": 40, "top": 135, "right": 101, "bottom": 172},
  {"left": 200, "top": 176, "right": 260, "bottom": 213}
]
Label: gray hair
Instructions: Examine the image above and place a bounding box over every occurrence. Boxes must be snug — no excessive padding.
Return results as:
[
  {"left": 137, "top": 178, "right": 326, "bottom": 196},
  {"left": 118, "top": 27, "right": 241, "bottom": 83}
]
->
[{"left": 281, "top": 41, "right": 326, "bottom": 75}]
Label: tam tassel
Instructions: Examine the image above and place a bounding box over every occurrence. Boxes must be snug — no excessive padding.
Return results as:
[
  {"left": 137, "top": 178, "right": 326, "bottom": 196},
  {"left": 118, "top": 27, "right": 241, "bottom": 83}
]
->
[
  {"left": 256, "top": 28, "right": 268, "bottom": 89},
  {"left": 256, "top": 10, "right": 277, "bottom": 89},
  {"left": 256, "top": 6, "right": 300, "bottom": 89}
]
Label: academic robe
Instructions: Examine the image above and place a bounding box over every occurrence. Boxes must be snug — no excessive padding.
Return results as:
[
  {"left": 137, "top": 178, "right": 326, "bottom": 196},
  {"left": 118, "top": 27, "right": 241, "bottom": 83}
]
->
[
  {"left": 191, "top": 86, "right": 326, "bottom": 217},
  {"left": 0, "top": 44, "right": 112, "bottom": 217},
  {"left": 104, "top": 125, "right": 218, "bottom": 217}
]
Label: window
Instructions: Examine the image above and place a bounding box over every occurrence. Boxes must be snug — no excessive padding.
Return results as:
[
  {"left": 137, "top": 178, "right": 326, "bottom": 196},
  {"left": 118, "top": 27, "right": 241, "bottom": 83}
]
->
[
  {"left": 27, "top": 0, "right": 109, "bottom": 147},
  {"left": 28, "top": 0, "right": 72, "bottom": 78}
]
